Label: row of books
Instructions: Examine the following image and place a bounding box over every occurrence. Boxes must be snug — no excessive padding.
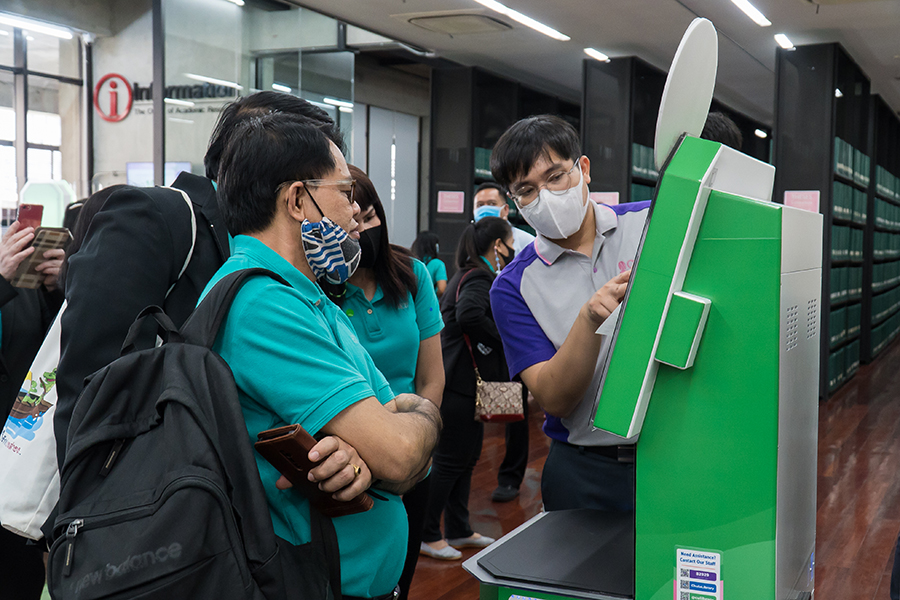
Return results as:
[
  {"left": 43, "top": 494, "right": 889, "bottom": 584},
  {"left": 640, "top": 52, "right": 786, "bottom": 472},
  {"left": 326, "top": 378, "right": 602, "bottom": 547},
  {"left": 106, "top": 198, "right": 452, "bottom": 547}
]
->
[
  {"left": 871, "top": 285, "right": 900, "bottom": 325},
  {"left": 828, "top": 339, "right": 860, "bottom": 393},
  {"left": 832, "top": 181, "right": 867, "bottom": 224},
  {"left": 830, "top": 266, "right": 863, "bottom": 303},
  {"left": 631, "top": 144, "right": 659, "bottom": 181},
  {"left": 474, "top": 147, "right": 493, "bottom": 180},
  {"left": 873, "top": 261, "right": 900, "bottom": 293},
  {"left": 834, "top": 137, "right": 871, "bottom": 188},
  {"left": 875, "top": 166, "right": 900, "bottom": 202},
  {"left": 873, "top": 231, "right": 900, "bottom": 260},
  {"left": 871, "top": 311, "right": 900, "bottom": 358},
  {"left": 874, "top": 198, "right": 900, "bottom": 231},
  {"left": 829, "top": 303, "right": 861, "bottom": 349},
  {"left": 831, "top": 225, "right": 864, "bottom": 262}
]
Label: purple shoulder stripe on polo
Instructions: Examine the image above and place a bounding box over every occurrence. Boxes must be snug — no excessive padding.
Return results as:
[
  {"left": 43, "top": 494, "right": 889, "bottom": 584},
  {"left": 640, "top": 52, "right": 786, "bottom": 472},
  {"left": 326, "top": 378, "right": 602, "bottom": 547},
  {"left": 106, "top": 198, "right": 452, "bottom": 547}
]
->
[
  {"left": 606, "top": 200, "right": 651, "bottom": 216},
  {"left": 490, "top": 245, "right": 558, "bottom": 379}
]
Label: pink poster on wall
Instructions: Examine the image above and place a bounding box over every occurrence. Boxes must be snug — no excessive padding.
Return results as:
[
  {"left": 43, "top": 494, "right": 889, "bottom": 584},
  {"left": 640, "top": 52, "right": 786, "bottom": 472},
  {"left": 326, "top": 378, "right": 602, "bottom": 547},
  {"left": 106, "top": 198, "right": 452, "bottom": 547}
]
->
[
  {"left": 437, "top": 191, "right": 465, "bottom": 214},
  {"left": 590, "top": 192, "right": 620, "bottom": 206},
  {"left": 784, "top": 190, "right": 820, "bottom": 213}
]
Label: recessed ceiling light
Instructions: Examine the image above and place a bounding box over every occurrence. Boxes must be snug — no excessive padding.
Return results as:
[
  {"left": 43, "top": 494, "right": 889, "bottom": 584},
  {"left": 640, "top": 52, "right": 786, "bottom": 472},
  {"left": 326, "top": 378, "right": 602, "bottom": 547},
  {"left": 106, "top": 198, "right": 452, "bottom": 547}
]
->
[
  {"left": 471, "top": 0, "right": 570, "bottom": 41},
  {"left": 774, "top": 34, "right": 794, "bottom": 50},
  {"left": 339, "top": 106, "right": 353, "bottom": 114},
  {"left": 835, "top": 89, "right": 843, "bottom": 98},
  {"left": 584, "top": 48, "right": 610, "bottom": 62},
  {"left": 754, "top": 129, "right": 768, "bottom": 139},
  {"left": 223, "top": 0, "right": 244, "bottom": 6},
  {"left": 324, "top": 98, "right": 353, "bottom": 109},
  {"left": 0, "top": 14, "right": 73, "bottom": 39},
  {"left": 272, "top": 83, "right": 291, "bottom": 93},
  {"left": 25, "top": 35, "right": 34, "bottom": 41},
  {"left": 184, "top": 73, "right": 243, "bottom": 90},
  {"left": 164, "top": 98, "right": 195, "bottom": 107},
  {"left": 729, "top": 0, "right": 771, "bottom": 27},
  {"left": 0, "top": 30, "right": 8, "bottom": 36}
]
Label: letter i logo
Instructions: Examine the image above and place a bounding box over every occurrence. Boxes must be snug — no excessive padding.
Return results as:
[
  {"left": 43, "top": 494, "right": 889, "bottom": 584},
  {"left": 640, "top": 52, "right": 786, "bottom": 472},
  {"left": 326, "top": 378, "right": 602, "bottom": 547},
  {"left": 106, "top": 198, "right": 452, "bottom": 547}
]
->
[{"left": 94, "top": 73, "right": 133, "bottom": 122}]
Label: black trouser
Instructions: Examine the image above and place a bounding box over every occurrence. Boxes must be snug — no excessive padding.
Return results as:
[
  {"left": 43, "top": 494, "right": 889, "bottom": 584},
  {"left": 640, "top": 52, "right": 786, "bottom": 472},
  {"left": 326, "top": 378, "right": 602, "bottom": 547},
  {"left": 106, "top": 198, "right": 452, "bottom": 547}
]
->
[
  {"left": 422, "top": 389, "right": 484, "bottom": 542},
  {"left": 497, "top": 386, "right": 530, "bottom": 489},
  {"left": 396, "top": 475, "right": 430, "bottom": 600},
  {"left": 540, "top": 439, "right": 635, "bottom": 512},
  {"left": 0, "top": 527, "right": 45, "bottom": 600}
]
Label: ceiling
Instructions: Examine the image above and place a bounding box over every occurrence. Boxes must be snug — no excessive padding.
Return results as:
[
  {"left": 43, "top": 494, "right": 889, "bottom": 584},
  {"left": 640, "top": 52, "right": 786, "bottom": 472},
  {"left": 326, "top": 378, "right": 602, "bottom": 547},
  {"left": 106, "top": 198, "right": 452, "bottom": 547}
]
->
[{"left": 292, "top": 0, "right": 900, "bottom": 126}]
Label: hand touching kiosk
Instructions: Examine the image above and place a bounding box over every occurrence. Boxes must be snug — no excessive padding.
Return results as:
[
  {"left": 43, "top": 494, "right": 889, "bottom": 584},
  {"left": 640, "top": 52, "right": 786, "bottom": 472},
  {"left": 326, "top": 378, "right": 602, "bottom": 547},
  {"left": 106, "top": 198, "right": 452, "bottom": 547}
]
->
[{"left": 465, "top": 18, "right": 821, "bottom": 600}]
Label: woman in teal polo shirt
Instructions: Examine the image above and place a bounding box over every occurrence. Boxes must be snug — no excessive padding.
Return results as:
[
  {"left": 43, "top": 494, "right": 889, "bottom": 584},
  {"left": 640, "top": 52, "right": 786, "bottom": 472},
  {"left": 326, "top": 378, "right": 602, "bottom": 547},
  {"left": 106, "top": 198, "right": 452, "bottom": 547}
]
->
[
  {"left": 321, "top": 165, "right": 444, "bottom": 600},
  {"left": 411, "top": 231, "right": 447, "bottom": 299}
]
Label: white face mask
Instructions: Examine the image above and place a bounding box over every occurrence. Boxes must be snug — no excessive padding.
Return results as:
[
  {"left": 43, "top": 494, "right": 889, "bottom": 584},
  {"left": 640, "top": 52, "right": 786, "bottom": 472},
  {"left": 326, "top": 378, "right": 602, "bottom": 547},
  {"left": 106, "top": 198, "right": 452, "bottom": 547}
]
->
[{"left": 518, "top": 165, "right": 588, "bottom": 239}]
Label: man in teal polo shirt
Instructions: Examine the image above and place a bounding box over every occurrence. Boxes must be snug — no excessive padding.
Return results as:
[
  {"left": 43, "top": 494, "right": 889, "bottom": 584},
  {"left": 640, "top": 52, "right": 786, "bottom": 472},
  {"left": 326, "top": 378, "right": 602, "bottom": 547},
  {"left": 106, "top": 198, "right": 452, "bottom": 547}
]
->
[{"left": 203, "top": 112, "right": 442, "bottom": 600}]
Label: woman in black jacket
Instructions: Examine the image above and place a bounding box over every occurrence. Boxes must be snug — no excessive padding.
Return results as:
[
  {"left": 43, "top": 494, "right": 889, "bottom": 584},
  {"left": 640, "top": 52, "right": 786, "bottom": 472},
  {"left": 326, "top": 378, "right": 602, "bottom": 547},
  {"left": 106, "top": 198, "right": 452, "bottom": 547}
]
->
[{"left": 420, "top": 217, "right": 515, "bottom": 560}]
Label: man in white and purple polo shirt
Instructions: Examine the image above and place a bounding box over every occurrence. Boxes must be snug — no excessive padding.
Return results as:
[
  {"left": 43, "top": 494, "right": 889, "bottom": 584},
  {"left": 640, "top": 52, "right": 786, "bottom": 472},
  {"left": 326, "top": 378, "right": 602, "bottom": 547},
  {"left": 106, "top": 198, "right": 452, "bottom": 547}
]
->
[{"left": 489, "top": 115, "right": 650, "bottom": 513}]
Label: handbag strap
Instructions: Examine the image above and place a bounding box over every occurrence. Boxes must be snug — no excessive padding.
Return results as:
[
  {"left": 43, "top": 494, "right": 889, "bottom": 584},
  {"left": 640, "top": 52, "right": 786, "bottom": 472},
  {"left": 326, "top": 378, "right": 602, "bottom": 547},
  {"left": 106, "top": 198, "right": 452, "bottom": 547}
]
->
[{"left": 455, "top": 269, "right": 483, "bottom": 382}]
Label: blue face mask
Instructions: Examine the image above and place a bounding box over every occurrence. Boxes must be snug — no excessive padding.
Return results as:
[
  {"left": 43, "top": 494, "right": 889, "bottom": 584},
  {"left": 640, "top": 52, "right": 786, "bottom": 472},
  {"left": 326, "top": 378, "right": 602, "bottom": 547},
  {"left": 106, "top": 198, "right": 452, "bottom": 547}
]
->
[
  {"left": 301, "top": 189, "right": 361, "bottom": 284},
  {"left": 474, "top": 204, "right": 503, "bottom": 222}
]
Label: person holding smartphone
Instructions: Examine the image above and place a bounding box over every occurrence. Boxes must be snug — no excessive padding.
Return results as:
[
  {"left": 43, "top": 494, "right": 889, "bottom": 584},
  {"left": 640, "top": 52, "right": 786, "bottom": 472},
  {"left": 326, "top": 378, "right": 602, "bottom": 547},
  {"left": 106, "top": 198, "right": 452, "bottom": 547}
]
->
[{"left": 0, "top": 219, "right": 65, "bottom": 600}]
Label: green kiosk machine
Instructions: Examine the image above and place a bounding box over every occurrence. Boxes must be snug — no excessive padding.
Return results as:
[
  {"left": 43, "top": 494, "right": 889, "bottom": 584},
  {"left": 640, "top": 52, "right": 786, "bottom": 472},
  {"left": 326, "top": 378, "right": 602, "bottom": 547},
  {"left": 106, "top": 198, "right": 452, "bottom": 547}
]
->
[{"left": 464, "top": 18, "right": 822, "bottom": 600}]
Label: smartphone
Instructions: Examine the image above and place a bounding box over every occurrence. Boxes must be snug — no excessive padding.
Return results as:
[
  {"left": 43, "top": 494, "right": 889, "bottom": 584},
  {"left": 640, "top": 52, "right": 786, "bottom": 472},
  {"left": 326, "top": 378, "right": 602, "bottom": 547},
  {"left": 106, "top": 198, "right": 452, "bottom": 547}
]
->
[
  {"left": 10, "top": 227, "right": 72, "bottom": 289},
  {"left": 17, "top": 204, "right": 44, "bottom": 230}
]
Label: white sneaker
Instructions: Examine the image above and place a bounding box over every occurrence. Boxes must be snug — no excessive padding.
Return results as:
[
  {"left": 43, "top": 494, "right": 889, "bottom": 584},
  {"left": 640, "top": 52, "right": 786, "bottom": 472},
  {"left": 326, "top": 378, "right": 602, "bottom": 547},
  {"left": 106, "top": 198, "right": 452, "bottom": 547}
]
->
[{"left": 419, "top": 541, "right": 462, "bottom": 560}]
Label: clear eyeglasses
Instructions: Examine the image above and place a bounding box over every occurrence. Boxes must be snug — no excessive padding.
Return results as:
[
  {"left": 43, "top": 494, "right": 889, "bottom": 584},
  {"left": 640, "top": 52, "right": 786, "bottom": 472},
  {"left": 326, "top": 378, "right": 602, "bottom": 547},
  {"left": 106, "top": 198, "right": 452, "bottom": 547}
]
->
[{"left": 507, "top": 160, "right": 581, "bottom": 207}]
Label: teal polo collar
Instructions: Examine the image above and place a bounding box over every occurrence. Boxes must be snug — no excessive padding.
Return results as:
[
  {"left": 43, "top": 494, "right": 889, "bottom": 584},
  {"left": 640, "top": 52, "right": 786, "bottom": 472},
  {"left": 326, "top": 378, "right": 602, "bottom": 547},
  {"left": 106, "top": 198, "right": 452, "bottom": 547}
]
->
[{"left": 230, "top": 235, "right": 325, "bottom": 301}]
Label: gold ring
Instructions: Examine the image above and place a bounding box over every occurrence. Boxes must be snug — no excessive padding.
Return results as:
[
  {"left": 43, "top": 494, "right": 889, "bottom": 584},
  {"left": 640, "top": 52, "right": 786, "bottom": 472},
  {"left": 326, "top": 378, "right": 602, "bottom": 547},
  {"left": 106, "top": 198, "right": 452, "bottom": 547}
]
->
[{"left": 351, "top": 464, "right": 361, "bottom": 477}]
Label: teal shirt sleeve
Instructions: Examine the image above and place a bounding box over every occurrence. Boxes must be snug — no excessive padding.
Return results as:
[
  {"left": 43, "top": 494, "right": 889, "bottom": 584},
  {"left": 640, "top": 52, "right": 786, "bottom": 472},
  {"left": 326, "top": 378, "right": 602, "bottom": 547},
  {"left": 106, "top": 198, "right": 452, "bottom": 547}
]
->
[
  {"left": 216, "top": 278, "right": 381, "bottom": 436},
  {"left": 412, "top": 259, "right": 444, "bottom": 341},
  {"left": 432, "top": 258, "right": 447, "bottom": 283}
]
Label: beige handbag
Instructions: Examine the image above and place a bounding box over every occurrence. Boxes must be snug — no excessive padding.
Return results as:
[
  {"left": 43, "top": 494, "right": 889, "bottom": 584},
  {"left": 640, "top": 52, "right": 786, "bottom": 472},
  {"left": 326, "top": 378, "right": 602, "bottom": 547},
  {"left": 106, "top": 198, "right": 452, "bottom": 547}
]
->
[{"left": 456, "top": 269, "right": 524, "bottom": 423}]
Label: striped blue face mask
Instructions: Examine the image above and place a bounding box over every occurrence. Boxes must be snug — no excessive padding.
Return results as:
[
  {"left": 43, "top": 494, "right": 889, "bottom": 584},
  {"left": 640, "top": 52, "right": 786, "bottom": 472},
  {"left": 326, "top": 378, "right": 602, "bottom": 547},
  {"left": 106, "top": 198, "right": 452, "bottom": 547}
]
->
[{"left": 301, "top": 190, "right": 361, "bottom": 284}]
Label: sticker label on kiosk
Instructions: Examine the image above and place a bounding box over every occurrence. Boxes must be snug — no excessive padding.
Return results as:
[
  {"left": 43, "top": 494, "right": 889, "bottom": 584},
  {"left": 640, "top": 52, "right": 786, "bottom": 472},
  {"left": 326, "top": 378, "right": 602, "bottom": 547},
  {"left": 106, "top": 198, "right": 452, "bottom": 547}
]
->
[{"left": 676, "top": 548, "right": 722, "bottom": 600}]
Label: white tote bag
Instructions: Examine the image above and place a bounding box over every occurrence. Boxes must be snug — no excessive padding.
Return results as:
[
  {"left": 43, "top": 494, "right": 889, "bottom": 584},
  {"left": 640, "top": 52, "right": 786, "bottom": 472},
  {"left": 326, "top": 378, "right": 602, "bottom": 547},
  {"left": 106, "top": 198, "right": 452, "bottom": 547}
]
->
[
  {"left": 0, "top": 186, "right": 196, "bottom": 540},
  {"left": 0, "top": 302, "right": 65, "bottom": 539}
]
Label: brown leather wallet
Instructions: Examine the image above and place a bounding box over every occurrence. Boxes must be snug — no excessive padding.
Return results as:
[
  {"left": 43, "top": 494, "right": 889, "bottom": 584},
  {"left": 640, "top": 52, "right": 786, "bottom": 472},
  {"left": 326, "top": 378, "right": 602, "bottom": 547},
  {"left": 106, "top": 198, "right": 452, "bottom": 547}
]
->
[{"left": 255, "top": 424, "right": 374, "bottom": 518}]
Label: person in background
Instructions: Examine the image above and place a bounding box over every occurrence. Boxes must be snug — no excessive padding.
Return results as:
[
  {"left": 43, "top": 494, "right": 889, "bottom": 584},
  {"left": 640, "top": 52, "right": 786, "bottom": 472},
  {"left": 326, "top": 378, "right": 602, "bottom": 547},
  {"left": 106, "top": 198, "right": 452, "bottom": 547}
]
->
[
  {"left": 420, "top": 216, "right": 514, "bottom": 560},
  {"left": 210, "top": 112, "right": 441, "bottom": 600},
  {"left": 489, "top": 115, "right": 644, "bottom": 513},
  {"left": 0, "top": 217, "right": 64, "bottom": 600},
  {"left": 473, "top": 182, "right": 535, "bottom": 253},
  {"left": 700, "top": 111, "right": 743, "bottom": 151},
  {"left": 472, "top": 182, "right": 532, "bottom": 503},
  {"left": 321, "top": 165, "right": 444, "bottom": 600},
  {"left": 411, "top": 231, "right": 447, "bottom": 299}
]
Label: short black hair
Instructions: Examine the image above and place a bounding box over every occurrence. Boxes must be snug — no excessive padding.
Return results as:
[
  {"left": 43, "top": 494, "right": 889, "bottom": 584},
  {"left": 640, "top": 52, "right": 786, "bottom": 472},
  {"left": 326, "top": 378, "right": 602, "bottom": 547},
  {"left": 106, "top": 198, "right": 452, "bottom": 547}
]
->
[
  {"left": 205, "top": 91, "right": 343, "bottom": 180},
  {"left": 475, "top": 182, "right": 507, "bottom": 198},
  {"left": 217, "top": 113, "right": 335, "bottom": 235},
  {"left": 701, "top": 112, "right": 743, "bottom": 151},
  {"left": 411, "top": 231, "right": 440, "bottom": 262},
  {"left": 490, "top": 115, "right": 581, "bottom": 187}
]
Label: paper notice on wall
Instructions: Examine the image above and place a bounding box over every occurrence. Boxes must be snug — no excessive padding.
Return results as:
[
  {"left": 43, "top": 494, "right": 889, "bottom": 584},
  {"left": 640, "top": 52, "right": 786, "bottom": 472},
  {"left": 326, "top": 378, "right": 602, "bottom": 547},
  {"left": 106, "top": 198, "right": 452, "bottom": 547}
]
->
[
  {"left": 676, "top": 548, "right": 722, "bottom": 600},
  {"left": 437, "top": 191, "right": 465, "bottom": 214},
  {"left": 783, "top": 190, "right": 820, "bottom": 213},
  {"left": 591, "top": 191, "right": 620, "bottom": 206}
]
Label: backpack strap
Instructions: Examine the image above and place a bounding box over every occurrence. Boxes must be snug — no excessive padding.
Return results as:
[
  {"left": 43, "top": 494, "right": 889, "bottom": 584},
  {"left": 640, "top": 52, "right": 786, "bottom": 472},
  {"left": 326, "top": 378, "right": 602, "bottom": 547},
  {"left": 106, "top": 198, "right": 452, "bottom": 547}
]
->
[
  {"left": 181, "top": 268, "right": 290, "bottom": 348},
  {"left": 309, "top": 508, "right": 342, "bottom": 600},
  {"left": 161, "top": 186, "right": 197, "bottom": 297}
]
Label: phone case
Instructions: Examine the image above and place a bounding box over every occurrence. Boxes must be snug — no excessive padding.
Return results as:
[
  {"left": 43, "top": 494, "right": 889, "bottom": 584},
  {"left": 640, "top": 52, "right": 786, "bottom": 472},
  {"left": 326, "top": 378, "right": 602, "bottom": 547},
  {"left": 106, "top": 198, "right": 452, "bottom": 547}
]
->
[
  {"left": 255, "top": 424, "right": 373, "bottom": 518},
  {"left": 10, "top": 227, "right": 72, "bottom": 289},
  {"left": 17, "top": 204, "right": 43, "bottom": 230}
]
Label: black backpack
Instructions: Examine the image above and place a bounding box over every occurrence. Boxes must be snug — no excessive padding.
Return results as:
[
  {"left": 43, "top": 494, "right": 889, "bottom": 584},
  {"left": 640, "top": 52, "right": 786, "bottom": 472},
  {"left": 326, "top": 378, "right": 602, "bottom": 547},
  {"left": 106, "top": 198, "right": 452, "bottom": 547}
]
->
[{"left": 47, "top": 269, "right": 340, "bottom": 600}]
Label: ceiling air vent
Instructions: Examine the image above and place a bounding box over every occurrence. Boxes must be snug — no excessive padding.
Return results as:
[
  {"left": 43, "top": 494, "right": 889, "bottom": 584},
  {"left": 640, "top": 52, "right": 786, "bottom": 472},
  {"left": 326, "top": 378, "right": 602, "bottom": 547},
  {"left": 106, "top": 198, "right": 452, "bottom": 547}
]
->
[{"left": 407, "top": 14, "right": 512, "bottom": 36}]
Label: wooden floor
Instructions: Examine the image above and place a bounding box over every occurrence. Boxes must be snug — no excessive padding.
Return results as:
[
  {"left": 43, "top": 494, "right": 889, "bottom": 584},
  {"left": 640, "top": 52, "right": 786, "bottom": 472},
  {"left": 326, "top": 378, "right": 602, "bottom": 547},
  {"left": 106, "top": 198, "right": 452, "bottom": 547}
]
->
[{"left": 408, "top": 339, "right": 900, "bottom": 600}]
